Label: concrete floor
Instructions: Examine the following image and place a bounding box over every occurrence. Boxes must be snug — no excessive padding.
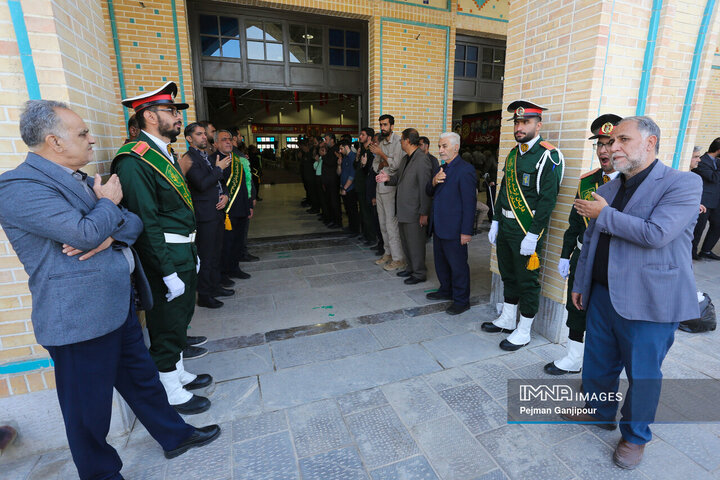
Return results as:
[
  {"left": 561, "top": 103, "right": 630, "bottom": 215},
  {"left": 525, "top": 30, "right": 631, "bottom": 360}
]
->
[{"left": 3, "top": 183, "right": 720, "bottom": 480}]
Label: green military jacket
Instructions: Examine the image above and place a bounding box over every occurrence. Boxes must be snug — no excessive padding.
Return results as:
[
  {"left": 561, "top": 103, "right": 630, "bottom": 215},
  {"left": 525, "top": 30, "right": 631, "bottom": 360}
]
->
[
  {"left": 111, "top": 131, "right": 197, "bottom": 278},
  {"left": 494, "top": 136, "right": 563, "bottom": 235},
  {"left": 560, "top": 168, "right": 608, "bottom": 259}
]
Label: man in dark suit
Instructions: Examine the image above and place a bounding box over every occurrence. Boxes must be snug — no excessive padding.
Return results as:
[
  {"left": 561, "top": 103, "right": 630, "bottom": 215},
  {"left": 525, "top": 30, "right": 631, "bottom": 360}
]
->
[
  {"left": 183, "top": 123, "right": 232, "bottom": 309},
  {"left": 691, "top": 138, "right": 720, "bottom": 260},
  {"left": 419, "top": 136, "right": 440, "bottom": 170},
  {"left": 376, "top": 128, "right": 433, "bottom": 285},
  {"left": 425, "top": 132, "right": 477, "bottom": 314},
  {"left": 322, "top": 133, "right": 342, "bottom": 228},
  {"left": 0, "top": 100, "right": 219, "bottom": 479}
]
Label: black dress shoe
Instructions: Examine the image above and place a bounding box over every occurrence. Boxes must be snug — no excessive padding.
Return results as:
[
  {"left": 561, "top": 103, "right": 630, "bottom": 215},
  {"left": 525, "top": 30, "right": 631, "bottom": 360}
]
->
[
  {"left": 220, "top": 276, "right": 235, "bottom": 287},
  {"left": 164, "top": 424, "right": 221, "bottom": 459},
  {"left": 173, "top": 394, "right": 211, "bottom": 416},
  {"left": 184, "top": 373, "right": 213, "bottom": 390},
  {"left": 404, "top": 277, "right": 425, "bottom": 285},
  {"left": 543, "top": 361, "right": 581, "bottom": 375},
  {"left": 397, "top": 270, "right": 412, "bottom": 277},
  {"left": 197, "top": 295, "right": 223, "bottom": 309},
  {"left": 692, "top": 251, "right": 700, "bottom": 260},
  {"left": 182, "top": 345, "right": 208, "bottom": 359},
  {"left": 186, "top": 336, "right": 207, "bottom": 347},
  {"left": 699, "top": 251, "right": 720, "bottom": 260},
  {"left": 480, "top": 322, "right": 514, "bottom": 333},
  {"left": 307, "top": 208, "right": 320, "bottom": 214},
  {"left": 426, "top": 291, "right": 452, "bottom": 301},
  {"left": 446, "top": 303, "right": 470, "bottom": 315},
  {"left": 239, "top": 254, "right": 260, "bottom": 262},
  {"left": 213, "top": 287, "right": 234, "bottom": 297},
  {"left": 228, "top": 270, "right": 251, "bottom": 279},
  {"left": 499, "top": 338, "right": 528, "bottom": 351}
]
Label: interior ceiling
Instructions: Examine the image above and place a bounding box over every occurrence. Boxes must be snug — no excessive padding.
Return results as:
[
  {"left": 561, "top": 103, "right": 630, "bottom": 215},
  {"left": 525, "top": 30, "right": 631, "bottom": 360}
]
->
[{"left": 206, "top": 88, "right": 358, "bottom": 126}]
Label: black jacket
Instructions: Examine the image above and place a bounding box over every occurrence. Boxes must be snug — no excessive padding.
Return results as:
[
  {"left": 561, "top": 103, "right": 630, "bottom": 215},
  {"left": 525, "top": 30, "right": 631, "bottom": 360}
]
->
[
  {"left": 692, "top": 153, "right": 720, "bottom": 209},
  {"left": 222, "top": 153, "right": 256, "bottom": 218},
  {"left": 185, "top": 147, "right": 226, "bottom": 222}
]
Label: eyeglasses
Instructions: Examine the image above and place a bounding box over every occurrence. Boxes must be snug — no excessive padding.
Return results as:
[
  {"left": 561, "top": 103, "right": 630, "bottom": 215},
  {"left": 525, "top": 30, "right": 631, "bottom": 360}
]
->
[
  {"left": 594, "top": 142, "right": 611, "bottom": 151},
  {"left": 155, "top": 108, "right": 181, "bottom": 117}
]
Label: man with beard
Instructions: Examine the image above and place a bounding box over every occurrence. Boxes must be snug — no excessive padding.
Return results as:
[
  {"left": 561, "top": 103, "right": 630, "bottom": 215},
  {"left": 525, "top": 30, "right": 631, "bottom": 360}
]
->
[
  {"left": 563, "top": 117, "right": 702, "bottom": 469},
  {"left": 113, "top": 82, "right": 212, "bottom": 415},
  {"left": 544, "top": 114, "right": 621, "bottom": 375},
  {"left": 483, "top": 100, "right": 564, "bottom": 351},
  {"left": 356, "top": 127, "right": 377, "bottom": 245},
  {"left": 369, "top": 115, "right": 406, "bottom": 271},
  {"left": 321, "top": 133, "right": 342, "bottom": 228},
  {"left": 198, "top": 121, "right": 216, "bottom": 156}
]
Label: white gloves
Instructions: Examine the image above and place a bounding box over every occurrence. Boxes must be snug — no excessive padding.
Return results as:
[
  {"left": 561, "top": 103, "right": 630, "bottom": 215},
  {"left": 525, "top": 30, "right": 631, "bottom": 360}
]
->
[
  {"left": 520, "top": 232, "right": 539, "bottom": 256},
  {"left": 163, "top": 272, "right": 185, "bottom": 302},
  {"left": 488, "top": 220, "right": 499, "bottom": 245},
  {"left": 196, "top": 256, "right": 200, "bottom": 273},
  {"left": 557, "top": 258, "right": 570, "bottom": 278}
]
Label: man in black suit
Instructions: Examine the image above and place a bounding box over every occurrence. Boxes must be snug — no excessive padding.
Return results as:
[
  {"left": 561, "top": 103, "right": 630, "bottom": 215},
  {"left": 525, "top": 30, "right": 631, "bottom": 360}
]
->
[
  {"left": 692, "top": 138, "right": 720, "bottom": 260},
  {"left": 322, "top": 133, "right": 342, "bottom": 228},
  {"left": 183, "top": 123, "right": 232, "bottom": 308}
]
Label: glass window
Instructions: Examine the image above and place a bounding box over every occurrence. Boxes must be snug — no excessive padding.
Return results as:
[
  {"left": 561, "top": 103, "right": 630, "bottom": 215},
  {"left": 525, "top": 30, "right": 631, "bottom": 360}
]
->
[
  {"left": 467, "top": 46, "right": 478, "bottom": 62},
  {"left": 346, "top": 50, "right": 360, "bottom": 67},
  {"left": 494, "top": 49, "right": 505, "bottom": 64},
  {"left": 289, "top": 44, "right": 305, "bottom": 63},
  {"left": 481, "top": 63, "right": 493, "bottom": 79},
  {"left": 483, "top": 47, "right": 493, "bottom": 63},
  {"left": 245, "top": 21, "right": 284, "bottom": 61},
  {"left": 199, "top": 15, "right": 218, "bottom": 36},
  {"left": 220, "top": 17, "right": 239, "bottom": 37},
  {"left": 329, "top": 28, "right": 344, "bottom": 47},
  {"left": 247, "top": 41, "right": 265, "bottom": 60},
  {"left": 246, "top": 22, "right": 264, "bottom": 40},
  {"left": 455, "top": 44, "right": 465, "bottom": 60},
  {"left": 466, "top": 62, "right": 477, "bottom": 78},
  {"left": 306, "top": 27, "right": 322, "bottom": 45},
  {"left": 264, "top": 23, "right": 283, "bottom": 42},
  {"left": 288, "top": 24, "right": 323, "bottom": 64},
  {"left": 307, "top": 46, "right": 322, "bottom": 64},
  {"left": 329, "top": 48, "right": 344, "bottom": 66},
  {"left": 289, "top": 24, "right": 306, "bottom": 44},
  {"left": 266, "top": 43, "right": 284, "bottom": 61},
  {"left": 221, "top": 38, "right": 241, "bottom": 58},
  {"left": 493, "top": 65, "right": 504, "bottom": 81},
  {"left": 454, "top": 61, "right": 464, "bottom": 77},
  {"left": 455, "top": 41, "right": 504, "bottom": 81},
  {"left": 346, "top": 30, "right": 360, "bottom": 49},
  {"left": 201, "top": 36, "right": 220, "bottom": 57}
]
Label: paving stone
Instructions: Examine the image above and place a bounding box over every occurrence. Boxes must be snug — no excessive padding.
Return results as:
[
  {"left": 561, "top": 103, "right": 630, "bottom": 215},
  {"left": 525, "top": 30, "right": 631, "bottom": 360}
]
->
[
  {"left": 356, "top": 310, "right": 407, "bottom": 325},
  {"left": 242, "top": 257, "right": 316, "bottom": 272},
  {"left": 180, "top": 377, "right": 261, "bottom": 425},
  {"left": 424, "top": 367, "right": 473, "bottom": 392},
  {"left": 474, "top": 469, "right": 509, "bottom": 480},
  {"left": 117, "top": 438, "right": 168, "bottom": 474},
  {"left": 382, "top": 377, "right": 452, "bottom": 427},
  {"left": 232, "top": 410, "right": 287, "bottom": 443},
  {"left": 638, "top": 439, "right": 715, "bottom": 480},
  {"left": 298, "top": 446, "right": 367, "bottom": 480},
  {"left": 554, "top": 432, "right": 645, "bottom": 479},
  {"left": 313, "top": 251, "right": 376, "bottom": 265},
  {"left": 333, "top": 259, "right": 381, "bottom": 272},
  {"left": 166, "top": 422, "right": 232, "bottom": 480},
  {"left": 271, "top": 328, "right": 382, "bottom": 369},
  {"left": 521, "top": 421, "right": 586, "bottom": 446},
  {"left": 346, "top": 405, "right": 419, "bottom": 469},
  {"left": 337, "top": 387, "right": 388, "bottom": 415},
  {"left": 496, "top": 348, "right": 544, "bottom": 370},
  {"left": 265, "top": 320, "right": 351, "bottom": 342},
  {"left": 412, "top": 415, "right": 496, "bottom": 480},
  {"left": 528, "top": 342, "right": 571, "bottom": 364},
  {"left": 370, "top": 456, "right": 439, "bottom": 480},
  {"left": 462, "top": 358, "right": 520, "bottom": 400},
  {"left": 205, "top": 333, "right": 265, "bottom": 354},
  {"left": 512, "top": 361, "right": 579, "bottom": 381},
  {"left": 439, "top": 383, "right": 507, "bottom": 434},
  {"left": 233, "top": 431, "right": 299, "bottom": 480},
  {"left": 187, "top": 345, "right": 273, "bottom": 382},
  {"left": 0, "top": 457, "right": 39, "bottom": 480},
  {"left": 120, "top": 464, "right": 167, "bottom": 480},
  {"left": 476, "top": 425, "right": 574, "bottom": 480},
  {"left": 652, "top": 423, "right": 720, "bottom": 470},
  {"left": 368, "top": 316, "right": 451, "bottom": 348},
  {"left": 23, "top": 449, "right": 76, "bottom": 480},
  {"left": 421, "top": 332, "right": 501, "bottom": 368},
  {"left": 260, "top": 344, "right": 441, "bottom": 409},
  {"left": 287, "top": 399, "right": 352, "bottom": 457}
]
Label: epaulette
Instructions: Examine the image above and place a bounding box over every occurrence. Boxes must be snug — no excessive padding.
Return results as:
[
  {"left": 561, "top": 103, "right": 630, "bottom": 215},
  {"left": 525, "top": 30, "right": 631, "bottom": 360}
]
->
[
  {"left": 539, "top": 140, "right": 556, "bottom": 151},
  {"left": 580, "top": 168, "right": 600, "bottom": 179},
  {"left": 131, "top": 141, "right": 150, "bottom": 156}
]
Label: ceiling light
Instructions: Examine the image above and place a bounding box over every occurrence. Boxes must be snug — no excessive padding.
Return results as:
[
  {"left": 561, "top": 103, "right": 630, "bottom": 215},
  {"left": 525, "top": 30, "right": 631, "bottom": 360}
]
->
[{"left": 302, "top": 34, "right": 314, "bottom": 40}]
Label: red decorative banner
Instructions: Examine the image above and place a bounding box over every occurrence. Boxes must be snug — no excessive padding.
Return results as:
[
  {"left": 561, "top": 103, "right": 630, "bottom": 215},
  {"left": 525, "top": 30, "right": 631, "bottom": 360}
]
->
[
  {"left": 461, "top": 110, "right": 502, "bottom": 146},
  {"left": 251, "top": 123, "right": 357, "bottom": 136}
]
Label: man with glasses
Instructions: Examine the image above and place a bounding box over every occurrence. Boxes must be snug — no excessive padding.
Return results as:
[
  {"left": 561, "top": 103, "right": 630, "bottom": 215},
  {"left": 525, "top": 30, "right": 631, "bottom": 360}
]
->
[
  {"left": 113, "top": 82, "right": 213, "bottom": 415},
  {"left": 544, "top": 114, "right": 621, "bottom": 375}
]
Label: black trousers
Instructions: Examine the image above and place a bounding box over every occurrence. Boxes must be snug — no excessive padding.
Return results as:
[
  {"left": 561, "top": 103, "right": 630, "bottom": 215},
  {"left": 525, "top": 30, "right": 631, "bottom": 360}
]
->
[
  {"left": 693, "top": 206, "right": 720, "bottom": 253},
  {"left": 222, "top": 216, "right": 249, "bottom": 275},
  {"left": 323, "top": 179, "right": 342, "bottom": 225},
  {"left": 357, "top": 189, "right": 377, "bottom": 241},
  {"left": 45, "top": 300, "right": 194, "bottom": 480},
  {"left": 196, "top": 217, "right": 224, "bottom": 296},
  {"left": 342, "top": 189, "right": 360, "bottom": 233}
]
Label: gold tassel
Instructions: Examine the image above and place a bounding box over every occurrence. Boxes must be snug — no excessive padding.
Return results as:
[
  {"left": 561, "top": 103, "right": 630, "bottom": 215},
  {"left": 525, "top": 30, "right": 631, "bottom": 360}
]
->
[
  {"left": 526, "top": 252, "right": 540, "bottom": 271},
  {"left": 225, "top": 213, "right": 232, "bottom": 231}
]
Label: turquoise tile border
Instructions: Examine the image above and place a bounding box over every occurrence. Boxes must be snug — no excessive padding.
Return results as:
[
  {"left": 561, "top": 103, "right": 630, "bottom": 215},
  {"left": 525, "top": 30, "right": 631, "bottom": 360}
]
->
[
  {"left": 8, "top": 0, "right": 40, "bottom": 100},
  {"left": 672, "top": 0, "right": 717, "bottom": 169},
  {"left": 457, "top": 12, "right": 508, "bottom": 23},
  {"left": 383, "top": 0, "right": 451, "bottom": 12},
  {"left": 171, "top": 0, "right": 188, "bottom": 125},
  {"left": 0, "top": 358, "right": 53, "bottom": 375},
  {"left": 636, "top": 0, "right": 663, "bottom": 116},
  {"left": 107, "top": 0, "right": 129, "bottom": 131},
  {"left": 379, "top": 17, "right": 450, "bottom": 131},
  {"left": 712, "top": 65, "right": 720, "bottom": 70}
]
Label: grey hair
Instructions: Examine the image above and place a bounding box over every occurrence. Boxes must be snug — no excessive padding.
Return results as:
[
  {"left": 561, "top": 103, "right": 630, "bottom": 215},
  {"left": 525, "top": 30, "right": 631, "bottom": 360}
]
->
[
  {"left": 215, "top": 129, "right": 232, "bottom": 140},
  {"left": 621, "top": 116, "right": 661, "bottom": 154},
  {"left": 20, "top": 100, "right": 69, "bottom": 148},
  {"left": 693, "top": 145, "right": 702, "bottom": 154},
  {"left": 439, "top": 132, "right": 461, "bottom": 147}
]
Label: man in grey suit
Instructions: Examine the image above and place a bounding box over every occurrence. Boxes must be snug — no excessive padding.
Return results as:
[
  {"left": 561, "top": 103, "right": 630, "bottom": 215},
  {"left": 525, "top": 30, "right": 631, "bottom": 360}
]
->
[
  {"left": 376, "top": 128, "right": 433, "bottom": 284},
  {"left": 0, "top": 101, "right": 219, "bottom": 479},
  {"left": 562, "top": 116, "right": 702, "bottom": 470}
]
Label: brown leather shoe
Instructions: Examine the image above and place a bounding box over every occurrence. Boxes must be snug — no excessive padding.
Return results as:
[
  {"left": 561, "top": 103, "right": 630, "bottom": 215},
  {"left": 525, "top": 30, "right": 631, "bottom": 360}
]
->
[
  {"left": 613, "top": 438, "right": 645, "bottom": 469},
  {"left": 560, "top": 412, "right": 617, "bottom": 430}
]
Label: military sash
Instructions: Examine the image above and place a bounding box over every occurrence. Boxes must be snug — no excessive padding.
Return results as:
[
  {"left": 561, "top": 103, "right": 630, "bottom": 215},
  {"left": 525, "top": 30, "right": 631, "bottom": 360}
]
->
[
  {"left": 115, "top": 141, "right": 194, "bottom": 212},
  {"left": 577, "top": 168, "right": 600, "bottom": 227},
  {"left": 224, "top": 153, "right": 253, "bottom": 230},
  {"left": 505, "top": 148, "right": 541, "bottom": 270}
]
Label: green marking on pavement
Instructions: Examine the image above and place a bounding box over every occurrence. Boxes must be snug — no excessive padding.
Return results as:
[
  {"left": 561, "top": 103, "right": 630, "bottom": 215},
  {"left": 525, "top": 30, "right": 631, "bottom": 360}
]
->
[
  {"left": 328, "top": 314, "right": 335, "bottom": 317},
  {"left": 312, "top": 305, "right": 334, "bottom": 310},
  {"left": 424, "top": 289, "right": 438, "bottom": 293}
]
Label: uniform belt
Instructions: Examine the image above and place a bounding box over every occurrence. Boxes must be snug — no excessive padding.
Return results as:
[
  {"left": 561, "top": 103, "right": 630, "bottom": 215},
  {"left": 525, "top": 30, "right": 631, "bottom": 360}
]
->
[
  {"left": 577, "top": 238, "right": 583, "bottom": 251},
  {"left": 501, "top": 208, "right": 536, "bottom": 219},
  {"left": 164, "top": 232, "right": 196, "bottom": 243}
]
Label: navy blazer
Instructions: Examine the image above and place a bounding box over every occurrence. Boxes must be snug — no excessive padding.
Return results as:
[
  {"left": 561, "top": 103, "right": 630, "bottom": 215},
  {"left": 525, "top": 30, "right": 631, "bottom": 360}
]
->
[
  {"left": 426, "top": 156, "right": 477, "bottom": 239},
  {"left": 0, "top": 153, "right": 145, "bottom": 346},
  {"left": 185, "top": 147, "right": 227, "bottom": 223},
  {"left": 691, "top": 153, "right": 720, "bottom": 209}
]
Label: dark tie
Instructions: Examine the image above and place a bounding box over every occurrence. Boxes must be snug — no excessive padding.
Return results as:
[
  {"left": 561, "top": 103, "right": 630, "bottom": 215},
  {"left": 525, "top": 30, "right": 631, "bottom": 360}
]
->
[{"left": 603, "top": 174, "right": 610, "bottom": 184}]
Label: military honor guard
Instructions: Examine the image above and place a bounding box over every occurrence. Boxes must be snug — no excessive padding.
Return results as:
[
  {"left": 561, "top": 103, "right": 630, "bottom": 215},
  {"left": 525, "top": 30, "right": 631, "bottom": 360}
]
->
[
  {"left": 545, "top": 114, "right": 621, "bottom": 375},
  {"left": 484, "top": 100, "right": 564, "bottom": 351},
  {"left": 112, "top": 82, "right": 213, "bottom": 415}
]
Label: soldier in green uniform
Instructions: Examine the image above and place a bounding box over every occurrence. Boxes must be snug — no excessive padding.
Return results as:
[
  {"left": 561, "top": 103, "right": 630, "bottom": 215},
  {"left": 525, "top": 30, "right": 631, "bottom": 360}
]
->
[
  {"left": 482, "top": 100, "right": 564, "bottom": 351},
  {"left": 112, "top": 82, "right": 212, "bottom": 415},
  {"left": 544, "top": 114, "right": 621, "bottom": 374}
]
